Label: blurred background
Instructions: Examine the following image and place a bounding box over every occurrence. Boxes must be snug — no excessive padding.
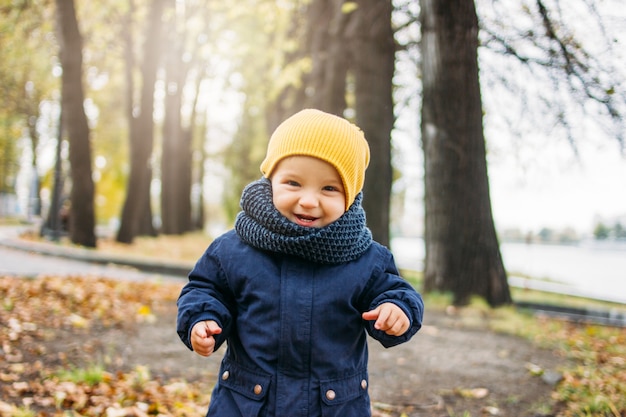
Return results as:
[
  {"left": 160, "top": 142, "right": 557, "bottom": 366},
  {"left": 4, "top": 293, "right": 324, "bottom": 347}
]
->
[{"left": 1, "top": 0, "right": 625, "bottom": 303}]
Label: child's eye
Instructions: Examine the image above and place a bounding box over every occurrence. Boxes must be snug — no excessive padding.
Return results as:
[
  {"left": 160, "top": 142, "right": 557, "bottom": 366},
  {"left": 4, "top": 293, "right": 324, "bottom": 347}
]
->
[
  {"left": 323, "top": 185, "right": 339, "bottom": 192},
  {"left": 286, "top": 180, "right": 300, "bottom": 187}
]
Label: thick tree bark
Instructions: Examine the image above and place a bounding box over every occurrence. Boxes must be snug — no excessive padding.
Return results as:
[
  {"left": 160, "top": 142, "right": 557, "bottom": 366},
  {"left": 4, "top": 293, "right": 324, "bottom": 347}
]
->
[
  {"left": 351, "top": 0, "right": 395, "bottom": 247},
  {"left": 116, "top": 0, "right": 164, "bottom": 243},
  {"left": 55, "top": 0, "right": 96, "bottom": 248},
  {"left": 420, "top": 0, "right": 511, "bottom": 306}
]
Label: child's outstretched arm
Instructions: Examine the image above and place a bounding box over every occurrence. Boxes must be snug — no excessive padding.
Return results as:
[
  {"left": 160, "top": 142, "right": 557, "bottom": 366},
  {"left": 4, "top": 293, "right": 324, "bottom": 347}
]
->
[
  {"left": 177, "top": 248, "right": 233, "bottom": 353},
  {"left": 359, "top": 246, "right": 424, "bottom": 348},
  {"left": 190, "top": 320, "right": 222, "bottom": 357},
  {"left": 362, "top": 303, "right": 410, "bottom": 336}
]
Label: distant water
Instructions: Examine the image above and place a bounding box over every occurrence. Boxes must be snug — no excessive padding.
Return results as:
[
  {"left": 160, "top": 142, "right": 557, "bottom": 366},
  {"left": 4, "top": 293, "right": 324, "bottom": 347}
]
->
[{"left": 391, "top": 237, "right": 626, "bottom": 304}]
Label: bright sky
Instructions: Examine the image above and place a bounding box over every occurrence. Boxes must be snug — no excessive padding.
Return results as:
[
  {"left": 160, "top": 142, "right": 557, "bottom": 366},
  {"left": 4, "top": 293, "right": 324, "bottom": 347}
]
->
[
  {"left": 479, "top": 0, "right": 626, "bottom": 235},
  {"left": 488, "top": 138, "right": 626, "bottom": 235}
]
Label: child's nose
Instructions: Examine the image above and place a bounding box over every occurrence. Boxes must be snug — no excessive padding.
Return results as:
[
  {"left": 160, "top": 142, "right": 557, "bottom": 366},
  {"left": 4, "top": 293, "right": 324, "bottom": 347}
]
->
[{"left": 298, "top": 191, "right": 319, "bottom": 208}]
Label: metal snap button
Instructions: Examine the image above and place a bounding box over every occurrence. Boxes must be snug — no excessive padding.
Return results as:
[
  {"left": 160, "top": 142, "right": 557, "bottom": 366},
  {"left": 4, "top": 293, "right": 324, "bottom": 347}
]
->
[
  {"left": 361, "top": 379, "right": 367, "bottom": 390},
  {"left": 221, "top": 371, "right": 230, "bottom": 380},
  {"left": 254, "top": 384, "right": 263, "bottom": 395},
  {"left": 326, "top": 389, "right": 336, "bottom": 401}
]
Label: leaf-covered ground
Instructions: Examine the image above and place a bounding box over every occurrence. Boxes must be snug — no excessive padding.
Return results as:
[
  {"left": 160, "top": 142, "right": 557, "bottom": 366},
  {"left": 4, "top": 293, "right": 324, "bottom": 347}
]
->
[{"left": 0, "top": 275, "right": 212, "bottom": 417}]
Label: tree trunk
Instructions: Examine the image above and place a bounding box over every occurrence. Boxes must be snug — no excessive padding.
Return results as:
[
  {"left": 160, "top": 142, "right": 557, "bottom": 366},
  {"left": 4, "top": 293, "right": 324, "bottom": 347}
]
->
[
  {"left": 306, "top": 0, "right": 350, "bottom": 115},
  {"left": 351, "top": 0, "right": 395, "bottom": 247},
  {"left": 55, "top": 0, "right": 96, "bottom": 248},
  {"left": 161, "top": 38, "right": 191, "bottom": 235},
  {"left": 27, "top": 111, "right": 42, "bottom": 217},
  {"left": 187, "top": 78, "right": 203, "bottom": 231},
  {"left": 116, "top": 0, "right": 164, "bottom": 243},
  {"left": 420, "top": 0, "right": 511, "bottom": 306},
  {"left": 40, "top": 107, "right": 64, "bottom": 239},
  {"left": 192, "top": 120, "right": 207, "bottom": 231}
]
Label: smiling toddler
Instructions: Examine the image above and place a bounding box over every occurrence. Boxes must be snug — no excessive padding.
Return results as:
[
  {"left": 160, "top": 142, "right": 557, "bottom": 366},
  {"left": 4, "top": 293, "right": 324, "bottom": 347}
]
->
[{"left": 177, "top": 108, "right": 424, "bottom": 417}]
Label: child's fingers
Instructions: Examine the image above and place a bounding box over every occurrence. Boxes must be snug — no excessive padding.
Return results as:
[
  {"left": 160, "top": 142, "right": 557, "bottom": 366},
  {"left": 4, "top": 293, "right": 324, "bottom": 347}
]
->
[
  {"left": 191, "top": 321, "right": 222, "bottom": 357},
  {"left": 205, "top": 320, "right": 222, "bottom": 336},
  {"left": 361, "top": 308, "right": 380, "bottom": 321},
  {"left": 193, "top": 337, "right": 216, "bottom": 356},
  {"left": 363, "top": 304, "right": 410, "bottom": 335},
  {"left": 388, "top": 317, "right": 408, "bottom": 335},
  {"left": 362, "top": 305, "right": 391, "bottom": 330},
  {"left": 374, "top": 306, "right": 393, "bottom": 330},
  {"left": 192, "top": 331, "right": 217, "bottom": 356}
]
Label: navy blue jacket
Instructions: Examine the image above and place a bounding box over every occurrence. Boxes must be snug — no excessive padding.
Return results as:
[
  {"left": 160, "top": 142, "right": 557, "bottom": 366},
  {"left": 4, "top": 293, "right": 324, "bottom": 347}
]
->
[{"left": 177, "top": 230, "right": 423, "bottom": 417}]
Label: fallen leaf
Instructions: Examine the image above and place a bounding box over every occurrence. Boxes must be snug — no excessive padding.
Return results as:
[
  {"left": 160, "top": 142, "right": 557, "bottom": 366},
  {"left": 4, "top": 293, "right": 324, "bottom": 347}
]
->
[
  {"left": 525, "top": 362, "right": 544, "bottom": 376},
  {"left": 458, "top": 387, "right": 489, "bottom": 398},
  {"left": 137, "top": 305, "right": 152, "bottom": 316},
  {"left": 483, "top": 405, "right": 501, "bottom": 415},
  {"left": 68, "top": 313, "right": 89, "bottom": 328}
]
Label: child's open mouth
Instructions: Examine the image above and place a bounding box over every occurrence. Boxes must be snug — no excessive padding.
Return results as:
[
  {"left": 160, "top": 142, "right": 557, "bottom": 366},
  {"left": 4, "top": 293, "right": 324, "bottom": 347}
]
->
[{"left": 295, "top": 214, "right": 319, "bottom": 225}]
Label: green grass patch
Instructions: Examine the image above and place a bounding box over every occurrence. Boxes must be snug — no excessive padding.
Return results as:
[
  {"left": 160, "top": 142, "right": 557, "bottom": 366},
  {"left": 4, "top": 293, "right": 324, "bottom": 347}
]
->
[
  {"left": 55, "top": 364, "right": 108, "bottom": 386},
  {"left": 0, "top": 217, "right": 28, "bottom": 226},
  {"left": 511, "top": 285, "right": 626, "bottom": 312},
  {"left": 547, "top": 323, "right": 626, "bottom": 416},
  {"left": 399, "top": 269, "right": 424, "bottom": 289}
]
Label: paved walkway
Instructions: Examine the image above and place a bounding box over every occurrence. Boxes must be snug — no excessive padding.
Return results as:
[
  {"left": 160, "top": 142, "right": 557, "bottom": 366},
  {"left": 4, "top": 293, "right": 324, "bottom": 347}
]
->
[{"left": 0, "top": 225, "right": 189, "bottom": 282}]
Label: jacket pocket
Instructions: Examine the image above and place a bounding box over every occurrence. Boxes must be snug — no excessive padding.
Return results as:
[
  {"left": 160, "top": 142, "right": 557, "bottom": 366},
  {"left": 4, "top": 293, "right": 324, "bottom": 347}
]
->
[
  {"left": 320, "top": 371, "right": 371, "bottom": 417},
  {"left": 208, "top": 360, "right": 271, "bottom": 417}
]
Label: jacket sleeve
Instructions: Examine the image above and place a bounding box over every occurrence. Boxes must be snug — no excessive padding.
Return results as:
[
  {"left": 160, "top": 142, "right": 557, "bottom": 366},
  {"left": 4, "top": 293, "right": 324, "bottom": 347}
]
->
[
  {"left": 361, "top": 248, "right": 424, "bottom": 348},
  {"left": 176, "top": 240, "right": 234, "bottom": 352}
]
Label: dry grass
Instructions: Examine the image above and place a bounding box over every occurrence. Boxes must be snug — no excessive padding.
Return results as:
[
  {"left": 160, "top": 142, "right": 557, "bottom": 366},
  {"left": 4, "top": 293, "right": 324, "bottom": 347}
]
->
[
  {"left": 18, "top": 229, "right": 213, "bottom": 263},
  {"left": 96, "top": 233, "right": 213, "bottom": 263}
]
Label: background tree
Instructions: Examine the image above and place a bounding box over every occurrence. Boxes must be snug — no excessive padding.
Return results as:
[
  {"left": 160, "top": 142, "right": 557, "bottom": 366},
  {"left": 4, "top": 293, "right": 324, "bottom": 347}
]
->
[
  {"left": 265, "top": 0, "right": 397, "bottom": 245},
  {"left": 265, "top": 1, "right": 310, "bottom": 129},
  {"left": 54, "top": 0, "right": 97, "bottom": 247},
  {"left": 417, "top": 0, "right": 625, "bottom": 305},
  {"left": 352, "top": 0, "right": 395, "bottom": 247},
  {"left": 420, "top": 0, "right": 511, "bottom": 306},
  {"left": 0, "top": 119, "right": 19, "bottom": 216},
  {"left": 116, "top": 0, "right": 165, "bottom": 243},
  {"left": 222, "top": 0, "right": 292, "bottom": 221},
  {"left": 0, "top": 10, "right": 26, "bottom": 208},
  {"left": 0, "top": 3, "right": 57, "bottom": 219},
  {"left": 305, "top": 0, "right": 350, "bottom": 115},
  {"left": 160, "top": 1, "right": 213, "bottom": 235},
  {"left": 161, "top": 10, "right": 191, "bottom": 235},
  {"left": 84, "top": 2, "right": 139, "bottom": 227},
  {"left": 593, "top": 223, "right": 610, "bottom": 240}
]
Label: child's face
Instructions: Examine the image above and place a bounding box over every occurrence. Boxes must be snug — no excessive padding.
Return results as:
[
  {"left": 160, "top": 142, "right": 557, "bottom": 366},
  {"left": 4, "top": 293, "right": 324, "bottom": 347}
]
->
[{"left": 270, "top": 156, "right": 346, "bottom": 228}]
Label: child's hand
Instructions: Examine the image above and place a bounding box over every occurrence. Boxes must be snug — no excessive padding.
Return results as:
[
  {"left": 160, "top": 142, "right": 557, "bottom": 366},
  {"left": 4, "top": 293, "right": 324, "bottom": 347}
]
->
[
  {"left": 191, "top": 320, "right": 222, "bottom": 357},
  {"left": 362, "top": 303, "right": 410, "bottom": 336}
]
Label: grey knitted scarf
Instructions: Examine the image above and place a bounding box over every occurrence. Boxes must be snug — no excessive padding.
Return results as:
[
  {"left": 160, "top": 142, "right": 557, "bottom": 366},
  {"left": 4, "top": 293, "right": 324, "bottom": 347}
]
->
[{"left": 234, "top": 178, "right": 372, "bottom": 264}]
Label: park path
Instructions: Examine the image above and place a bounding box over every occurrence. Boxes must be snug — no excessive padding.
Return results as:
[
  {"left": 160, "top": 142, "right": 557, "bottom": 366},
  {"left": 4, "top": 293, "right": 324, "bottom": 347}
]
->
[{"left": 0, "top": 225, "right": 184, "bottom": 282}]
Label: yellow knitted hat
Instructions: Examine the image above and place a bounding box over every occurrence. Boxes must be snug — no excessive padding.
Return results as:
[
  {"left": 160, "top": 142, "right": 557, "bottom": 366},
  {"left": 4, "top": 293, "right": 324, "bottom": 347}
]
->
[{"left": 260, "top": 109, "right": 370, "bottom": 211}]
